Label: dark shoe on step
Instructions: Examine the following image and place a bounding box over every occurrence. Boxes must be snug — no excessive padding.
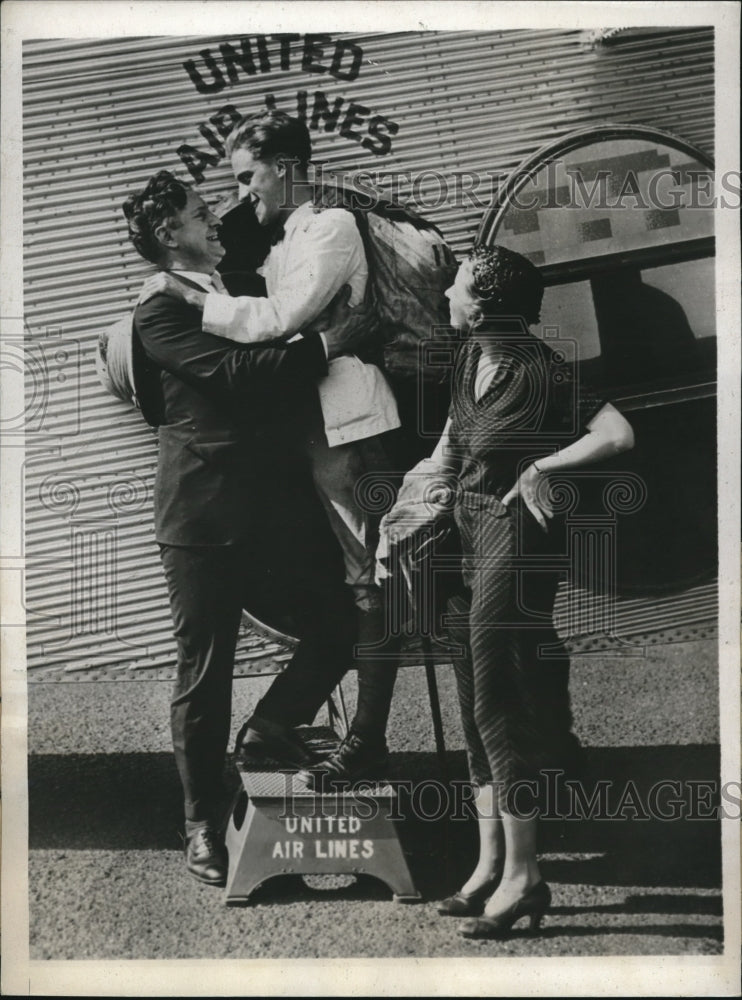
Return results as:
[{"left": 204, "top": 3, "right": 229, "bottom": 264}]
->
[
  {"left": 297, "top": 732, "right": 388, "bottom": 791},
  {"left": 236, "top": 715, "right": 317, "bottom": 768},
  {"left": 436, "top": 861, "right": 505, "bottom": 917},
  {"left": 185, "top": 824, "right": 227, "bottom": 887},
  {"left": 459, "top": 881, "right": 551, "bottom": 939}
]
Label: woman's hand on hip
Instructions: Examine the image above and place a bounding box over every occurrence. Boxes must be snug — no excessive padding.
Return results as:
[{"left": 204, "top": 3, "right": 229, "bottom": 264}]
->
[{"left": 501, "top": 464, "right": 553, "bottom": 531}]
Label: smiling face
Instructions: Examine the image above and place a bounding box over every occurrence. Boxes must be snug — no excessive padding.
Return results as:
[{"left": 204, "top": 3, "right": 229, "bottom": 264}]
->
[
  {"left": 230, "top": 147, "right": 287, "bottom": 227},
  {"left": 157, "top": 189, "right": 224, "bottom": 272},
  {"left": 445, "top": 261, "right": 481, "bottom": 329}
]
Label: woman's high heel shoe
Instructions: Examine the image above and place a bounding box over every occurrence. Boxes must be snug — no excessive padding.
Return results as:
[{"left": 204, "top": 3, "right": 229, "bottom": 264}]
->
[
  {"left": 459, "top": 880, "right": 551, "bottom": 939},
  {"left": 436, "top": 861, "right": 505, "bottom": 917}
]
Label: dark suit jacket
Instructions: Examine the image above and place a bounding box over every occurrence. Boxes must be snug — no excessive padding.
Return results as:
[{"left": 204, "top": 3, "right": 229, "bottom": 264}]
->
[{"left": 133, "top": 291, "right": 328, "bottom": 547}]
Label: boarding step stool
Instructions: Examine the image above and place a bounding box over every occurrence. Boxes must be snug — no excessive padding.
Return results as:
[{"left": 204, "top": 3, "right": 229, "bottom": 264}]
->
[{"left": 224, "top": 727, "right": 421, "bottom": 904}]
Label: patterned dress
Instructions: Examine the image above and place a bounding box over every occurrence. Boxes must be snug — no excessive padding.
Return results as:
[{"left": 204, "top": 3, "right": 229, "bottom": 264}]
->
[{"left": 446, "top": 321, "right": 605, "bottom": 792}]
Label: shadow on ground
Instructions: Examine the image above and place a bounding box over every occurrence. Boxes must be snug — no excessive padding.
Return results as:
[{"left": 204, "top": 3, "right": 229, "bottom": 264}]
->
[{"left": 30, "top": 741, "right": 721, "bottom": 902}]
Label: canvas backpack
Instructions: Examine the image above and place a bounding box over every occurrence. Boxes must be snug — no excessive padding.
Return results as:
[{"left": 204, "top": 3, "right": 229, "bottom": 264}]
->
[{"left": 313, "top": 174, "right": 459, "bottom": 384}]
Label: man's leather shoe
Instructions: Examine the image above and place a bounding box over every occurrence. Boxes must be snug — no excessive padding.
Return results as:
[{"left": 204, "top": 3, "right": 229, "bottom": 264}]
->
[
  {"left": 236, "top": 715, "right": 316, "bottom": 768},
  {"left": 185, "top": 824, "right": 227, "bottom": 886},
  {"left": 297, "top": 731, "right": 388, "bottom": 791}
]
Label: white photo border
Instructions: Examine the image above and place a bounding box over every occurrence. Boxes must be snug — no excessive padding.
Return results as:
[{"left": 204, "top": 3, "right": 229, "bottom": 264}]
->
[{"left": 2, "top": 2, "right": 739, "bottom": 996}]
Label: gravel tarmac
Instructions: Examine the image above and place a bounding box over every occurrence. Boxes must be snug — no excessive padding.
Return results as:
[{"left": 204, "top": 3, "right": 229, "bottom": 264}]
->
[{"left": 27, "top": 638, "right": 724, "bottom": 961}]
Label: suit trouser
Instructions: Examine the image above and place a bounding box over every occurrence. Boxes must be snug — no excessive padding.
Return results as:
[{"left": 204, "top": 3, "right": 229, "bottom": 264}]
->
[
  {"left": 159, "top": 540, "right": 356, "bottom": 822},
  {"left": 446, "top": 493, "right": 573, "bottom": 795}
]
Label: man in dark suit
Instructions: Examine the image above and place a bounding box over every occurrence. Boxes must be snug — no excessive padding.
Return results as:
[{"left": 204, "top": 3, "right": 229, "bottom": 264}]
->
[{"left": 123, "top": 170, "right": 357, "bottom": 886}]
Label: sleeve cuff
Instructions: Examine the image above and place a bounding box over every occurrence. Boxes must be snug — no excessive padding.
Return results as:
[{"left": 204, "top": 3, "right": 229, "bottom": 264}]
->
[{"left": 290, "top": 332, "right": 328, "bottom": 359}]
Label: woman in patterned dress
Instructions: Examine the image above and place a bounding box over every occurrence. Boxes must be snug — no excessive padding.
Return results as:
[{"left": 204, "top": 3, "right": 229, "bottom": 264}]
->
[{"left": 380, "top": 244, "right": 634, "bottom": 938}]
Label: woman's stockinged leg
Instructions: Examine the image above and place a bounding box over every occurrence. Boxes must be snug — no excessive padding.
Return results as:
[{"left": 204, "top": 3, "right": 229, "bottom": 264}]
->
[
  {"left": 464, "top": 503, "right": 544, "bottom": 908},
  {"left": 461, "top": 783, "right": 505, "bottom": 894},
  {"left": 483, "top": 811, "right": 542, "bottom": 917},
  {"left": 448, "top": 595, "right": 504, "bottom": 893}
]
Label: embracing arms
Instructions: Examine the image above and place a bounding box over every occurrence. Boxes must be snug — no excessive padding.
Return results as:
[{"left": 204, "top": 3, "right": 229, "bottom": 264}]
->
[
  {"left": 134, "top": 295, "right": 328, "bottom": 422},
  {"left": 139, "top": 211, "right": 366, "bottom": 345}
]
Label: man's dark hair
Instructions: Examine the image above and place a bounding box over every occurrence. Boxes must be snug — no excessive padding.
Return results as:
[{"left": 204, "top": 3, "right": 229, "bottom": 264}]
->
[
  {"left": 122, "top": 170, "right": 191, "bottom": 264},
  {"left": 468, "top": 243, "right": 544, "bottom": 325},
  {"left": 225, "top": 110, "right": 312, "bottom": 172}
]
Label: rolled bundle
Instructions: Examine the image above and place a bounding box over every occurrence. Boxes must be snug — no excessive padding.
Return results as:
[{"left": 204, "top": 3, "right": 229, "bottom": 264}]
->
[{"left": 95, "top": 313, "right": 136, "bottom": 407}]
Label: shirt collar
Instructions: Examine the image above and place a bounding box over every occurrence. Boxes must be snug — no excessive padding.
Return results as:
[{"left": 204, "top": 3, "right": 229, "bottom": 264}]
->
[
  {"left": 280, "top": 201, "right": 316, "bottom": 240},
  {"left": 168, "top": 269, "right": 217, "bottom": 292}
]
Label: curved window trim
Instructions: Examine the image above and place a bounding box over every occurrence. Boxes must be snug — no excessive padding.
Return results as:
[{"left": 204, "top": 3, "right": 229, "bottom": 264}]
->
[
  {"left": 477, "top": 122, "right": 714, "bottom": 249},
  {"left": 478, "top": 124, "right": 716, "bottom": 406}
]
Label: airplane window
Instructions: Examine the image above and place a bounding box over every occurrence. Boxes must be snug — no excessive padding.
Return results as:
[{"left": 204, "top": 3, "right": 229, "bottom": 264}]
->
[
  {"left": 480, "top": 125, "right": 715, "bottom": 399},
  {"left": 539, "top": 281, "right": 602, "bottom": 360},
  {"left": 645, "top": 257, "right": 716, "bottom": 343}
]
